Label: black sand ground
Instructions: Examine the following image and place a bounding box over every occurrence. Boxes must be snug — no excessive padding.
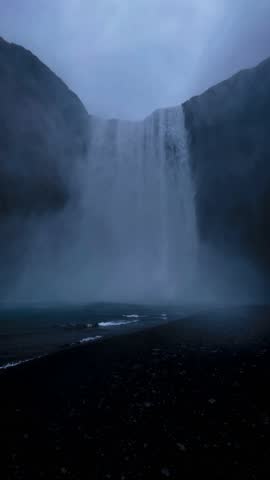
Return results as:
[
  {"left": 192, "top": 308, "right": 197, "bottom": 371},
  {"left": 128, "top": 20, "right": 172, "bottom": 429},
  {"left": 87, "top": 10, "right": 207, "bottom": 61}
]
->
[{"left": 1, "top": 306, "right": 270, "bottom": 479}]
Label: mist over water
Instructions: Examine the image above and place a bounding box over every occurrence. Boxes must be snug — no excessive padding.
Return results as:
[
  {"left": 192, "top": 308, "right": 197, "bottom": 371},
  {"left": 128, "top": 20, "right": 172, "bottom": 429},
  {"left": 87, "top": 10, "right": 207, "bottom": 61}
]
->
[
  {"left": 79, "top": 105, "right": 198, "bottom": 302},
  {"left": 9, "top": 106, "right": 198, "bottom": 304},
  {"left": 3, "top": 101, "right": 264, "bottom": 306}
]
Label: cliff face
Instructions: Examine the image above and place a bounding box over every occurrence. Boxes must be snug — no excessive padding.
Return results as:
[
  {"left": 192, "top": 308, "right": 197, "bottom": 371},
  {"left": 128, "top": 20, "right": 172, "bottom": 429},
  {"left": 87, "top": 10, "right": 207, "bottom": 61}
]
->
[
  {"left": 0, "top": 37, "right": 90, "bottom": 295},
  {"left": 0, "top": 37, "right": 89, "bottom": 215},
  {"left": 183, "top": 57, "right": 270, "bottom": 273}
]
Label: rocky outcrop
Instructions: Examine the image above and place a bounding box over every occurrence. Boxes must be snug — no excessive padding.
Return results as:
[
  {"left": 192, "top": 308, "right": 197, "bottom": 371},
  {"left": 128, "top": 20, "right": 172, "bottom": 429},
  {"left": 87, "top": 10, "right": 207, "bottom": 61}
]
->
[
  {"left": 0, "top": 37, "right": 90, "bottom": 295},
  {"left": 0, "top": 37, "right": 89, "bottom": 215},
  {"left": 183, "top": 57, "right": 270, "bottom": 273}
]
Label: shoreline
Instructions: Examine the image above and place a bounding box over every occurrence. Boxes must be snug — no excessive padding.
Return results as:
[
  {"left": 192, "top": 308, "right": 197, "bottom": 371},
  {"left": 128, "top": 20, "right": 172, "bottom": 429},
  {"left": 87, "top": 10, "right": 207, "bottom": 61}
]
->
[
  {"left": 0, "top": 302, "right": 269, "bottom": 373},
  {"left": 1, "top": 307, "right": 270, "bottom": 479},
  {"left": 0, "top": 302, "right": 267, "bottom": 370}
]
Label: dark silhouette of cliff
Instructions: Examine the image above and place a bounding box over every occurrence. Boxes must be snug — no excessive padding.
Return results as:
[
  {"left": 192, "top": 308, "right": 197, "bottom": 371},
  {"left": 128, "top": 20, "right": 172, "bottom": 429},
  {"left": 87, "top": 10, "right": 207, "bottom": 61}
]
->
[
  {"left": 184, "top": 57, "right": 270, "bottom": 276},
  {"left": 0, "top": 37, "right": 89, "bottom": 215}
]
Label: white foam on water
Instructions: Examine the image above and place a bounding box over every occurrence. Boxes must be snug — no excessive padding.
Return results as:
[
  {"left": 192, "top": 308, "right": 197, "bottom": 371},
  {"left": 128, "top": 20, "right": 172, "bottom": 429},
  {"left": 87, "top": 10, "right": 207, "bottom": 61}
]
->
[
  {"left": 122, "top": 314, "right": 140, "bottom": 319},
  {"left": 98, "top": 320, "right": 139, "bottom": 327},
  {"left": 79, "top": 335, "right": 103, "bottom": 344},
  {"left": 0, "top": 355, "right": 44, "bottom": 370}
]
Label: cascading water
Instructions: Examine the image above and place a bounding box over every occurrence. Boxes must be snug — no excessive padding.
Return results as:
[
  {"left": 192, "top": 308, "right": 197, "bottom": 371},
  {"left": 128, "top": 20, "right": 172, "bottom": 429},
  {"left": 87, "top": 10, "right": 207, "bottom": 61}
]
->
[{"left": 81, "top": 105, "right": 197, "bottom": 302}]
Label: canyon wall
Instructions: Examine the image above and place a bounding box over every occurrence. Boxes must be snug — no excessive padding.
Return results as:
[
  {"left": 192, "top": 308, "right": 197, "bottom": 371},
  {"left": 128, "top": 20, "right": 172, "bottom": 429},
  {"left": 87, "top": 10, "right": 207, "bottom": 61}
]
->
[{"left": 184, "top": 57, "right": 270, "bottom": 275}]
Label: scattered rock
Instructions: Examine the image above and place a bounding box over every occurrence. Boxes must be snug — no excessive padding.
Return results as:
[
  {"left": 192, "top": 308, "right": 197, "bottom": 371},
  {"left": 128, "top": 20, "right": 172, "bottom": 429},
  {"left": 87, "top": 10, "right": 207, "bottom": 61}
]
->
[
  {"left": 263, "top": 415, "right": 270, "bottom": 425},
  {"left": 177, "top": 443, "right": 187, "bottom": 452},
  {"left": 161, "top": 467, "right": 170, "bottom": 477}
]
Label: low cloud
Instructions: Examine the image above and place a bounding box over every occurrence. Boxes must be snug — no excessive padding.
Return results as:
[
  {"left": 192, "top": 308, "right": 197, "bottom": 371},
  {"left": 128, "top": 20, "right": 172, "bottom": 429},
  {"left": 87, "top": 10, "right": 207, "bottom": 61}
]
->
[{"left": 0, "top": 0, "right": 269, "bottom": 119}]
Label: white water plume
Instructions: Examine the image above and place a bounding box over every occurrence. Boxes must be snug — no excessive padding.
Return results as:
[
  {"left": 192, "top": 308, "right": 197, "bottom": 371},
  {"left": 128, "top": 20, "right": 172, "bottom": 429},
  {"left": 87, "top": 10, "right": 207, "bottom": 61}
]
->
[{"left": 79, "top": 105, "right": 198, "bottom": 302}]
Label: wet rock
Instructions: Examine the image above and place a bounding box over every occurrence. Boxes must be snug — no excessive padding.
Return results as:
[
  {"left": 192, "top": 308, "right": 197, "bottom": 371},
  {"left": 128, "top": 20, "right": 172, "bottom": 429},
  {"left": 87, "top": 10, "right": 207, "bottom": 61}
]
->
[
  {"left": 161, "top": 467, "right": 171, "bottom": 477},
  {"left": 184, "top": 56, "right": 270, "bottom": 273},
  {"left": 176, "top": 443, "right": 187, "bottom": 452}
]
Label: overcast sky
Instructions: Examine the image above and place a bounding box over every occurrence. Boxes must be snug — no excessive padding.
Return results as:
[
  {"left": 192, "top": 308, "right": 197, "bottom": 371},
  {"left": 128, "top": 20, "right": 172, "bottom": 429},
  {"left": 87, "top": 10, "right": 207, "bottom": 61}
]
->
[{"left": 1, "top": 0, "right": 270, "bottom": 119}]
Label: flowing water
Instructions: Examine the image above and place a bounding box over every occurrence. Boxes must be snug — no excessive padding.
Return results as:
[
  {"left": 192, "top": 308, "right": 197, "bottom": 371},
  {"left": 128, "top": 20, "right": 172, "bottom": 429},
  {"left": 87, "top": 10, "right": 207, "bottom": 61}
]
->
[
  {"left": 82, "top": 105, "right": 197, "bottom": 302},
  {"left": 0, "top": 106, "right": 199, "bottom": 366},
  {"left": 0, "top": 302, "right": 195, "bottom": 368}
]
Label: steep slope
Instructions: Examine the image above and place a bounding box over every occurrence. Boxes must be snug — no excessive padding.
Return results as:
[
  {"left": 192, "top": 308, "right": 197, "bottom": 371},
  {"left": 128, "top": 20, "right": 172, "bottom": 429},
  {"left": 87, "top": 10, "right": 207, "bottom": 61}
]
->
[
  {"left": 0, "top": 37, "right": 89, "bottom": 214},
  {"left": 184, "top": 57, "right": 270, "bottom": 274},
  {"left": 0, "top": 37, "right": 90, "bottom": 295}
]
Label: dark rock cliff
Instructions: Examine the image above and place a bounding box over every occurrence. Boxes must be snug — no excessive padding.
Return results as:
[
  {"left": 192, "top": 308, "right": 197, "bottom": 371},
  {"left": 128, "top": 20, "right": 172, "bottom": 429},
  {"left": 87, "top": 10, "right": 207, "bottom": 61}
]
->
[
  {"left": 0, "top": 37, "right": 89, "bottom": 215},
  {"left": 183, "top": 57, "right": 270, "bottom": 274},
  {"left": 0, "top": 37, "right": 90, "bottom": 294}
]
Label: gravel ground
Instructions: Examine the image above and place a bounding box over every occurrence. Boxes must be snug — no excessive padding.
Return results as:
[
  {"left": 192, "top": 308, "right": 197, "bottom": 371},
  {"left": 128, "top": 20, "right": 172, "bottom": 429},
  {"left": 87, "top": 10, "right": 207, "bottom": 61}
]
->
[{"left": 1, "top": 306, "right": 270, "bottom": 479}]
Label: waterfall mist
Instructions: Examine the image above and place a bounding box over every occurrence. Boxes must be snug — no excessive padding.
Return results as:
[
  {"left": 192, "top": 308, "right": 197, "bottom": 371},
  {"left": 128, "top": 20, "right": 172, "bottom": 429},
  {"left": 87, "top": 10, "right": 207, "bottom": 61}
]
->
[
  {"left": 4, "top": 100, "right": 264, "bottom": 307},
  {"left": 79, "top": 105, "right": 198, "bottom": 302},
  {"left": 7, "top": 106, "right": 199, "bottom": 305}
]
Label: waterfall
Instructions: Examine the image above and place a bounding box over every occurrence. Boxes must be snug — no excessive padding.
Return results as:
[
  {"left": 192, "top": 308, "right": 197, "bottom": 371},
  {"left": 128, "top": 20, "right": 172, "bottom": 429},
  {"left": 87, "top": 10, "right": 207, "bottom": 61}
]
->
[{"left": 81, "top": 105, "right": 197, "bottom": 302}]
